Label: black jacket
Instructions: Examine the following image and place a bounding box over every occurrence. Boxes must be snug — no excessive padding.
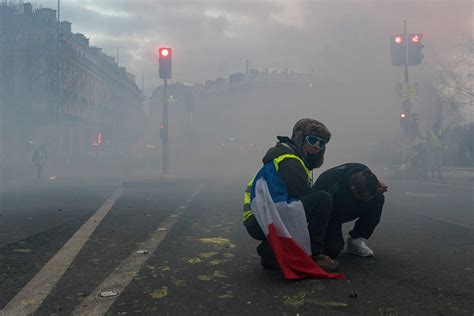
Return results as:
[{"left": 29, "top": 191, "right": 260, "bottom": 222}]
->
[
  {"left": 262, "top": 136, "right": 313, "bottom": 199},
  {"left": 313, "top": 163, "right": 369, "bottom": 206}
]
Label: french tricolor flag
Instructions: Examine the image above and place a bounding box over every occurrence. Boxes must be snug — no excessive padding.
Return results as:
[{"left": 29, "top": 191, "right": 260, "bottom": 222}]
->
[{"left": 250, "top": 163, "right": 345, "bottom": 279}]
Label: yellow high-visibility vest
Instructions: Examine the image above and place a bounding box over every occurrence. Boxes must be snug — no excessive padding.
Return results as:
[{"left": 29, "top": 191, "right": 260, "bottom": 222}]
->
[{"left": 242, "top": 154, "right": 311, "bottom": 222}]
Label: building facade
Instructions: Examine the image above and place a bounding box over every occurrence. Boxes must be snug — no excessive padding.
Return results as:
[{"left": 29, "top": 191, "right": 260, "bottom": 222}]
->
[{"left": 0, "top": 2, "right": 144, "bottom": 176}]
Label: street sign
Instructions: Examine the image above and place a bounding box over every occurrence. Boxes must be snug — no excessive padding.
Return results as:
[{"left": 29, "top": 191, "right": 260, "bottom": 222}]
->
[{"left": 396, "top": 82, "right": 419, "bottom": 100}]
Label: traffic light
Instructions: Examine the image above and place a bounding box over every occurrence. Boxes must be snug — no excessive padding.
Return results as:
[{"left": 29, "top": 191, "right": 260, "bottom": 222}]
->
[
  {"left": 407, "top": 33, "right": 424, "bottom": 65},
  {"left": 400, "top": 112, "right": 408, "bottom": 128},
  {"left": 158, "top": 47, "right": 172, "bottom": 79},
  {"left": 391, "top": 33, "right": 424, "bottom": 66},
  {"left": 391, "top": 34, "right": 406, "bottom": 66},
  {"left": 160, "top": 122, "right": 168, "bottom": 141}
]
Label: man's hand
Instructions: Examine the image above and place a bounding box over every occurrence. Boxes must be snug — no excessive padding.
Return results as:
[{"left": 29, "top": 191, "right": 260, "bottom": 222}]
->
[{"left": 378, "top": 181, "right": 388, "bottom": 193}]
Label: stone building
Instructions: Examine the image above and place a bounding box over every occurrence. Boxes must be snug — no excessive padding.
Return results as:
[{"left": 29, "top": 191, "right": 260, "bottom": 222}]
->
[{"left": 0, "top": 2, "right": 144, "bottom": 175}]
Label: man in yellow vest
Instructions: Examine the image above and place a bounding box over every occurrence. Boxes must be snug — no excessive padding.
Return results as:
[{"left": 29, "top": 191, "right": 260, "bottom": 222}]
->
[{"left": 243, "top": 119, "right": 339, "bottom": 275}]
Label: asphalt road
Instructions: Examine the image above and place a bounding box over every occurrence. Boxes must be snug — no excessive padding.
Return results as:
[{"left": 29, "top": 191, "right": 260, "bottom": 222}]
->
[{"left": 0, "top": 175, "right": 472, "bottom": 315}]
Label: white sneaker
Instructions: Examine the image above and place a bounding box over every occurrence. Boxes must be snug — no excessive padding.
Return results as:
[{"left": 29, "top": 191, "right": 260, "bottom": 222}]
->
[{"left": 347, "top": 237, "right": 374, "bottom": 257}]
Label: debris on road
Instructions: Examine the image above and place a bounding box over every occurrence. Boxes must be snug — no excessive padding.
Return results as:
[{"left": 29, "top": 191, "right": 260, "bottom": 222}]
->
[
  {"left": 13, "top": 248, "right": 32, "bottom": 253},
  {"left": 99, "top": 291, "right": 118, "bottom": 298}
]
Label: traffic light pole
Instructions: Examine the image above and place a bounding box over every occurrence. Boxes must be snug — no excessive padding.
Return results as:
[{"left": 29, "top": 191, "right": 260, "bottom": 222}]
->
[
  {"left": 404, "top": 20, "right": 409, "bottom": 83},
  {"left": 161, "top": 78, "right": 169, "bottom": 176}
]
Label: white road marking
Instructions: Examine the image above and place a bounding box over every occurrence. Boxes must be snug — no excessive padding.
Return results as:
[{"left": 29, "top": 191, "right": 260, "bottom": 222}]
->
[
  {"left": 402, "top": 179, "right": 471, "bottom": 189},
  {"left": 72, "top": 184, "right": 203, "bottom": 316},
  {"left": 1, "top": 187, "right": 123, "bottom": 316},
  {"left": 416, "top": 213, "right": 473, "bottom": 230},
  {"left": 405, "top": 192, "right": 448, "bottom": 198}
]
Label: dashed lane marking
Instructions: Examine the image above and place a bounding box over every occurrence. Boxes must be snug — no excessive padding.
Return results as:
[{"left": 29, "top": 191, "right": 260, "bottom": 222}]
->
[
  {"left": 405, "top": 192, "right": 448, "bottom": 198},
  {"left": 1, "top": 187, "right": 124, "bottom": 316},
  {"left": 72, "top": 184, "right": 203, "bottom": 316},
  {"left": 416, "top": 213, "right": 473, "bottom": 230},
  {"left": 401, "top": 179, "right": 472, "bottom": 190}
]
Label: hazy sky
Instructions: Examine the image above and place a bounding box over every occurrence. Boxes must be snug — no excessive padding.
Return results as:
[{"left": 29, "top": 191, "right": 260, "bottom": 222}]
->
[{"left": 30, "top": 0, "right": 472, "bottom": 95}]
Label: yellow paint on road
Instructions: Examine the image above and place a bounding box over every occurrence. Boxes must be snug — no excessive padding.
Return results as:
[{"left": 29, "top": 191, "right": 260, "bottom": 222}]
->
[
  {"left": 197, "top": 275, "right": 213, "bottom": 281},
  {"left": 187, "top": 258, "right": 202, "bottom": 264},
  {"left": 199, "top": 251, "right": 218, "bottom": 259},
  {"left": 171, "top": 278, "right": 186, "bottom": 287},
  {"left": 208, "top": 259, "right": 228, "bottom": 266},
  {"left": 197, "top": 271, "right": 228, "bottom": 281},
  {"left": 150, "top": 287, "right": 168, "bottom": 299},
  {"left": 198, "top": 237, "right": 235, "bottom": 249},
  {"left": 213, "top": 270, "right": 228, "bottom": 278},
  {"left": 158, "top": 265, "right": 171, "bottom": 272}
]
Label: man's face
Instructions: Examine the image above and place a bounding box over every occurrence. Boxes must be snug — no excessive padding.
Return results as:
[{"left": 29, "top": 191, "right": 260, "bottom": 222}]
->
[
  {"left": 302, "top": 134, "right": 327, "bottom": 154},
  {"left": 302, "top": 141, "right": 321, "bottom": 155}
]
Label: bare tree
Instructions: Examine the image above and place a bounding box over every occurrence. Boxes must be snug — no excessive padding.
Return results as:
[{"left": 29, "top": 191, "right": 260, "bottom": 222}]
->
[{"left": 437, "top": 36, "right": 474, "bottom": 126}]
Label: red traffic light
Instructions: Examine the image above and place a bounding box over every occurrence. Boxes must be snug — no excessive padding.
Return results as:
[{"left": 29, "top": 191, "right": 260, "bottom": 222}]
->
[
  {"left": 158, "top": 47, "right": 172, "bottom": 79},
  {"left": 394, "top": 35, "right": 403, "bottom": 44},
  {"left": 160, "top": 123, "right": 165, "bottom": 129},
  {"left": 400, "top": 112, "right": 406, "bottom": 119},
  {"left": 159, "top": 48, "right": 171, "bottom": 58},
  {"left": 411, "top": 34, "right": 422, "bottom": 43}
]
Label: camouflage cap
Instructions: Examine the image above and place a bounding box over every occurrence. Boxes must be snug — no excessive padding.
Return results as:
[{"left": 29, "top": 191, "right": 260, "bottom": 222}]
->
[{"left": 291, "top": 118, "right": 331, "bottom": 149}]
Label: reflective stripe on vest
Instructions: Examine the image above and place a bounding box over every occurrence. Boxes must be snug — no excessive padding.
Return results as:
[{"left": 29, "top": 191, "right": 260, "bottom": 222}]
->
[
  {"left": 243, "top": 177, "right": 254, "bottom": 221},
  {"left": 273, "top": 154, "right": 311, "bottom": 179},
  {"left": 242, "top": 154, "right": 311, "bottom": 221}
]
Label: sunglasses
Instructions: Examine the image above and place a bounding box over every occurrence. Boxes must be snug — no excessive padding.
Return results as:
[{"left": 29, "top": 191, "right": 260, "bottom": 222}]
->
[{"left": 305, "top": 135, "right": 328, "bottom": 149}]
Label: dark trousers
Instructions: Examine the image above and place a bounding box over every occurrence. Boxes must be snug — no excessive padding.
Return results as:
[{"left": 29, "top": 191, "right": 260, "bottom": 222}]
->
[
  {"left": 245, "top": 191, "right": 332, "bottom": 263},
  {"left": 324, "top": 194, "right": 385, "bottom": 259}
]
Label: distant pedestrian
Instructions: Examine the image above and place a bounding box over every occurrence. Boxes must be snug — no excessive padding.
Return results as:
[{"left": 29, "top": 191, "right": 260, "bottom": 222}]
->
[
  {"left": 32, "top": 145, "right": 47, "bottom": 183},
  {"left": 428, "top": 122, "right": 443, "bottom": 179},
  {"left": 313, "top": 163, "right": 388, "bottom": 258}
]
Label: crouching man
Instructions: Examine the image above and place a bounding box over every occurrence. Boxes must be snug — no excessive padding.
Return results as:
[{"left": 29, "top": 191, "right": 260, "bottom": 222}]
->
[
  {"left": 243, "top": 119, "right": 344, "bottom": 280},
  {"left": 313, "top": 163, "right": 388, "bottom": 258}
]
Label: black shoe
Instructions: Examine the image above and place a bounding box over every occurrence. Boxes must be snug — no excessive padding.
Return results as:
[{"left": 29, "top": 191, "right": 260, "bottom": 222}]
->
[{"left": 260, "top": 257, "right": 279, "bottom": 270}]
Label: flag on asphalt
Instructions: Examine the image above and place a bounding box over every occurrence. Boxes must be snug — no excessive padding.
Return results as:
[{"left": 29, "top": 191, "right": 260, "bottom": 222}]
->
[{"left": 250, "top": 162, "right": 345, "bottom": 279}]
